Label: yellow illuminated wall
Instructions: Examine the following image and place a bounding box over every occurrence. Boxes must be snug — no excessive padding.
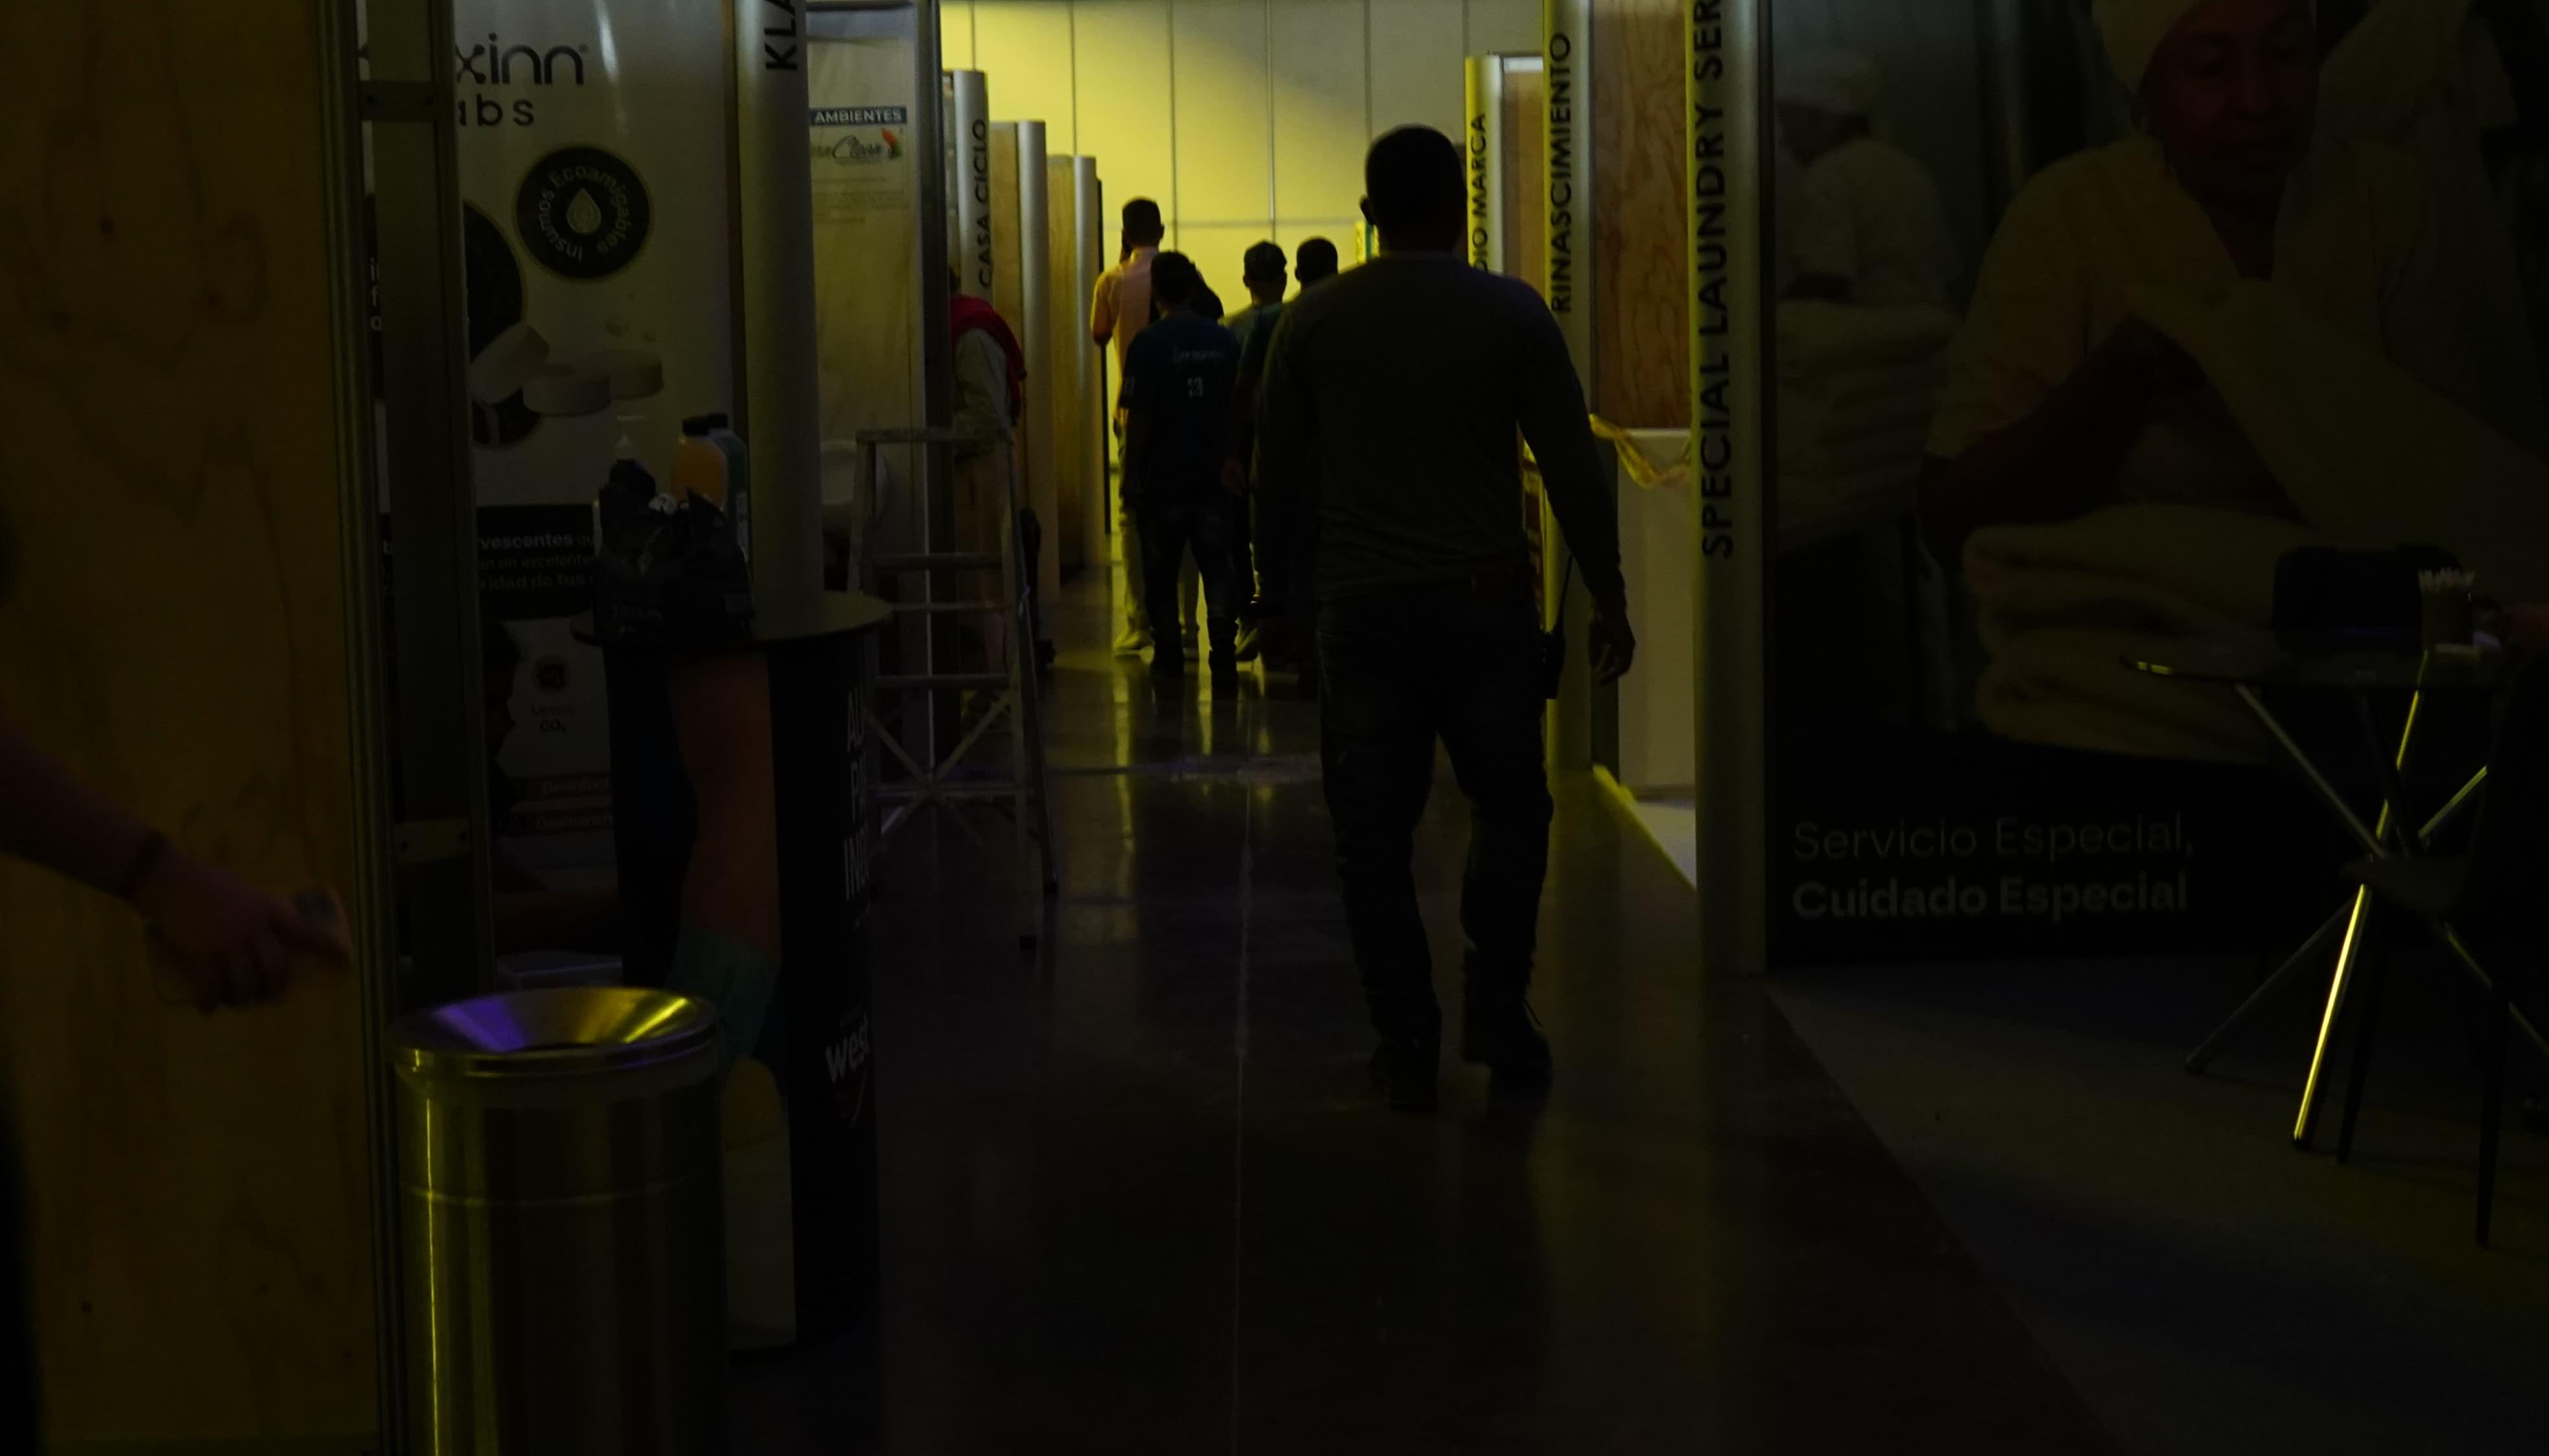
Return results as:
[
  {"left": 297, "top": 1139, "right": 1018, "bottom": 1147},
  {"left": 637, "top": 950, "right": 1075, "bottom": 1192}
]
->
[{"left": 944, "top": 0, "right": 1540, "bottom": 303}]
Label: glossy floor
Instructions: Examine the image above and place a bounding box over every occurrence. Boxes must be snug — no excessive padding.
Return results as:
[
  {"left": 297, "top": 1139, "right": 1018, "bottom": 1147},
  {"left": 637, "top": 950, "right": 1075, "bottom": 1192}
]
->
[{"left": 729, "top": 579, "right": 2108, "bottom": 1453}]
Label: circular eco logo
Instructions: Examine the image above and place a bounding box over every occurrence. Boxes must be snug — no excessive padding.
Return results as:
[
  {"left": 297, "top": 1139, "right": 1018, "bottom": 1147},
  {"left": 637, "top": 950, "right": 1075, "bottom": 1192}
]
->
[{"left": 514, "top": 146, "right": 650, "bottom": 281}]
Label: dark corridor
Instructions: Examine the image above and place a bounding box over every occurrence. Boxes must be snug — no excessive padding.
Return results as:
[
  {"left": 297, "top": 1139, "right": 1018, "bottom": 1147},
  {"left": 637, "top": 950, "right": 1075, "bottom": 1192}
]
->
[{"left": 728, "top": 578, "right": 2107, "bottom": 1454}]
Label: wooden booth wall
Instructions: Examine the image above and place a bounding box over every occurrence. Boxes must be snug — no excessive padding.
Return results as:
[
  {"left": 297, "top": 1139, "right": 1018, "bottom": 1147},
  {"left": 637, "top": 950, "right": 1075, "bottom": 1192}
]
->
[
  {"left": 0, "top": 2, "right": 382, "bottom": 1448},
  {"left": 1591, "top": 0, "right": 1690, "bottom": 427}
]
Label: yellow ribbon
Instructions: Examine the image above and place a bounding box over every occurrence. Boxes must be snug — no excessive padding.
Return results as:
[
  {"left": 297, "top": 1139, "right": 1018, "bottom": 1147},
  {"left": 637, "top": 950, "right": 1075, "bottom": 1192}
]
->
[
  {"left": 1588, "top": 416, "right": 1692, "bottom": 490},
  {"left": 1523, "top": 417, "right": 1692, "bottom": 491}
]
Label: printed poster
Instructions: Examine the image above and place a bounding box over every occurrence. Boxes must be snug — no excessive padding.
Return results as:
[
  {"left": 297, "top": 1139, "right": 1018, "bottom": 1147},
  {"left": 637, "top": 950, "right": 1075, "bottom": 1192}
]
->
[{"left": 453, "top": 0, "right": 737, "bottom": 880}]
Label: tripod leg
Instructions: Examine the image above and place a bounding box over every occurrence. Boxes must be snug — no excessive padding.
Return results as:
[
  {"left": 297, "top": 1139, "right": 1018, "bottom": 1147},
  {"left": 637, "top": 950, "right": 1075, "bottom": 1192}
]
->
[
  {"left": 2336, "top": 906, "right": 2388, "bottom": 1164},
  {"left": 2478, "top": 956, "right": 2515, "bottom": 1247},
  {"left": 2187, "top": 906, "right": 2347, "bottom": 1074}
]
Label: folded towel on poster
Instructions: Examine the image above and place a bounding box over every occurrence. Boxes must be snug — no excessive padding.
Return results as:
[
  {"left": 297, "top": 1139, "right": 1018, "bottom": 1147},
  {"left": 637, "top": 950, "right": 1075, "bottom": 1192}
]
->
[
  {"left": 1780, "top": 463, "right": 1922, "bottom": 550},
  {"left": 1826, "top": 357, "right": 1949, "bottom": 414},
  {"left": 1779, "top": 300, "right": 1962, "bottom": 379},
  {"left": 1798, "top": 427, "right": 1933, "bottom": 483},
  {"left": 1967, "top": 280, "right": 2549, "bottom": 759},
  {"left": 1967, "top": 502, "right": 2319, "bottom": 760},
  {"left": 1781, "top": 382, "right": 1939, "bottom": 455},
  {"left": 2131, "top": 281, "right": 2549, "bottom": 596}
]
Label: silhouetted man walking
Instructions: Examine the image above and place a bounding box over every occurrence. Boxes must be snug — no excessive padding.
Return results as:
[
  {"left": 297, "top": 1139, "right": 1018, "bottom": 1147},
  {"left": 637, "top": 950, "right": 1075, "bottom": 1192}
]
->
[
  {"left": 1257, "top": 127, "right": 1634, "bottom": 1110},
  {"left": 1122, "top": 252, "right": 1245, "bottom": 681}
]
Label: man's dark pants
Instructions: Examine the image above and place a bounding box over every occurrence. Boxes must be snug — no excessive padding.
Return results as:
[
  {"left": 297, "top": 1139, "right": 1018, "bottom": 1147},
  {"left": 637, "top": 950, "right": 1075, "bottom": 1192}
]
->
[
  {"left": 1318, "top": 572, "right": 1553, "bottom": 1042},
  {"left": 1136, "top": 490, "right": 1241, "bottom": 667},
  {"left": 1229, "top": 493, "right": 1255, "bottom": 612}
]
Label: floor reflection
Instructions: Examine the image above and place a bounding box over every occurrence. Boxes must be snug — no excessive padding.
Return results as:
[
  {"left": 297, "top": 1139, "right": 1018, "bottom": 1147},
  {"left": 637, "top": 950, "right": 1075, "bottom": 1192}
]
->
[{"left": 730, "top": 578, "right": 2107, "bottom": 1454}]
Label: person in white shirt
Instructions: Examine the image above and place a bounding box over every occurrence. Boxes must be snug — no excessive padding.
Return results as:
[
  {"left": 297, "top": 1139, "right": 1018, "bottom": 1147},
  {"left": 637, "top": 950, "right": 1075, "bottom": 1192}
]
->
[
  {"left": 1778, "top": 49, "right": 1965, "bottom": 312},
  {"left": 1090, "top": 199, "right": 1202, "bottom": 657}
]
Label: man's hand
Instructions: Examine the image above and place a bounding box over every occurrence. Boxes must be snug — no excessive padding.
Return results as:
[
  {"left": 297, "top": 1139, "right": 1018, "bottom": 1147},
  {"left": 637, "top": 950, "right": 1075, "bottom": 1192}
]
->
[
  {"left": 1221, "top": 460, "right": 1248, "bottom": 499},
  {"left": 1589, "top": 596, "right": 1637, "bottom": 685},
  {"left": 134, "top": 852, "right": 350, "bottom": 1011}
]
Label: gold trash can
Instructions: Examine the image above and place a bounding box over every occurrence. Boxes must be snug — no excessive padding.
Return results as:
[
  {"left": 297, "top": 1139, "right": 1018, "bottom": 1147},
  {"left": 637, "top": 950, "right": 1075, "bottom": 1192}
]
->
[{"left": 390, "top": 987, "right": 726, "bottom": 1454}]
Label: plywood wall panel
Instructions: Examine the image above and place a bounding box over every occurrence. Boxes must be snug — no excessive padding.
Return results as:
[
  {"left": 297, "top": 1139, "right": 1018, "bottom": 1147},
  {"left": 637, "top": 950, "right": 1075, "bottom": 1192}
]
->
[
  {"left": 958, "top": 1, "right": 1524, "bottom": 244},
  {"left": 0, "top": 1, "right": 379, "bottom": 1444},
  {"left": 976, "top": 0, "right": 1082, "bottom": 150},
  {"left": 1469, "top": 0, "right": 1545, "bottom": 53},
  {"left": 945, "top": 0, "right": 980, "bottom": 67},
  {"left": 1270, "top": 0, "right": 1370, "bottom": 225},
  {"left": 1369, "top": 0, "right": 1467, "bottom": 141},
  {"left": 1073, "top": 0, "right": 1180, "bottom": 231},
  {"left": 1591, "top": 0, "right": 1688, "bottom": 427},
  {"left": 1172, "top": 0, "right": 1275, "bottom": 225}
]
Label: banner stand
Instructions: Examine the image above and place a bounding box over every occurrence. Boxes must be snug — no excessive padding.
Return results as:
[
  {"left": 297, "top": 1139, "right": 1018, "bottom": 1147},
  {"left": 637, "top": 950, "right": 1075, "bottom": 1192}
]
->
[
  {"left": 1015, "top": 122, "right": 1060, "bottom": 607},
  {"left": 735, "top": 0, "right": 823, "bottom": 609},
  {"left": 949, "top": 69, "right": 992, "bottom": 296},
  {"left": 1542, "top": 0, "right": 1599, "bottom": 774},
  {"left": 1072, "top": 159, "right": 1106, "bottom": 570},
  {"left": 1688, "top": 2, "right": 1770, "bottom": 974},
  {"left": 1465, "top": 56, "right": 1508, "bottom": 274},
  {"left": 1047, "top": 152, "right": 1089, "bottom": 573}
]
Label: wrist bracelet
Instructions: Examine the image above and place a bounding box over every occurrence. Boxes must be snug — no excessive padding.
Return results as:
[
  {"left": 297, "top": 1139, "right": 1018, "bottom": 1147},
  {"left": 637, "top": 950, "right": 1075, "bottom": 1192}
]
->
[{"left": 116, "top": 830, "right": 169, "bottom": 902}]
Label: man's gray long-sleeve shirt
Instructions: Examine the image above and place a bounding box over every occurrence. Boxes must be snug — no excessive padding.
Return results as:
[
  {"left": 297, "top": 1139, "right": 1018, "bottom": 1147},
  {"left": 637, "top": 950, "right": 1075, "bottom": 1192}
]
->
[{"left": 1255, "top": 252, "right": 1624, "bottom": 605}]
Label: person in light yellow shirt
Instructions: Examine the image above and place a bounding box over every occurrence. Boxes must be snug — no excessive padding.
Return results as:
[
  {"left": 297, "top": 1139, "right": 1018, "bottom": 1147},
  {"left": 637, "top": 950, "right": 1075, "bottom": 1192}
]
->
[
  {"left": 1922, "top": 0, "right": 2467, "bottom": 549},
  {"left": 1089, "top": 198, "right": 1200, "bottom": 657}
]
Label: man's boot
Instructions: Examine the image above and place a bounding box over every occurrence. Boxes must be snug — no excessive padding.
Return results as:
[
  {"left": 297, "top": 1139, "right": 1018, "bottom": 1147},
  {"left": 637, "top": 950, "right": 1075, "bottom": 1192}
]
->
[{"left": 1462, "top": 965, "right": 1552, "bottom": 1085}]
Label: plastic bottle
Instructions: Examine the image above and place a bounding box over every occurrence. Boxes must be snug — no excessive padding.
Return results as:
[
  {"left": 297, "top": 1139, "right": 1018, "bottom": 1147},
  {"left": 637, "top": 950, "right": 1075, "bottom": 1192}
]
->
[
  {"left": 672, "top": 412, "right": 753, "bottom": 565},
  {"left": 672, "top": 414, "right": 729, "bottom": 510}
]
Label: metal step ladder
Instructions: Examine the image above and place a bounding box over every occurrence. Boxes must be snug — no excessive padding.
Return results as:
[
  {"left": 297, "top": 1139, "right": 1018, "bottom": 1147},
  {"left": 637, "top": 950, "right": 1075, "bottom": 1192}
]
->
[{"left": 849, "top": 427, "right": 1061, "bottom": 940}]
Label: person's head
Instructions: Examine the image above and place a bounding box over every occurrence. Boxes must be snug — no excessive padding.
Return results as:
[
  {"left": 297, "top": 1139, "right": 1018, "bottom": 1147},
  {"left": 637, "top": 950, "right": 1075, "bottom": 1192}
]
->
[
  {"left": 1242, "top": 241, "right": 1288, "bottom": 304},
  {"left": 1360, "top": 126, "right": 1466, "bottom": 253},
  {"left": 2098, "top": 0, "right": 2317, "bottom": 212},
  {"left": 1151, "top": 250, "right": 1203, "bottom": 313},
  {"left": 1775, "top": 51, "right": 1880, "bottom": 165},
  {"left": 1295, "top": 237, "right": 1340, "bottom": 287},
  {"left": 1122, "top": 197, "right": 1165, "bottom": 252},
  {"left": 1193, "top": 284, "right": 1225, "bottom": 321}
]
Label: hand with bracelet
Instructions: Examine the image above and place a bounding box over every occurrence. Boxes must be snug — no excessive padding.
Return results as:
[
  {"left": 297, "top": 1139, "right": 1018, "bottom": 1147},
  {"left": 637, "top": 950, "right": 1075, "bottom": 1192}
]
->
[{"left": 3, "top": 707, "right": 350, "bottom": 1011}]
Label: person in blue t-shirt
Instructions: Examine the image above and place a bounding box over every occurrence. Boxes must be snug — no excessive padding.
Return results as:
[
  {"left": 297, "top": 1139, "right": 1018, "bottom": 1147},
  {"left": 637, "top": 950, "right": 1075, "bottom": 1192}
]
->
[{"left": 1121, "top": 252, "right": 1246, "bottom": 679}]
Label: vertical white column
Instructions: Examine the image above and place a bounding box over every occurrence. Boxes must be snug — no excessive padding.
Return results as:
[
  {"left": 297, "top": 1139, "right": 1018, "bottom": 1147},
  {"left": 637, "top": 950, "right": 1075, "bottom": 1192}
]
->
[
  {"left": 1018, "top": 121, "right": 1060, "bottom": 609},
  {"left": 1074, "top": 158, "right": 1107, "bottom": 569},
  {"left": 1464, "top": 54, "right": 1506, "bottom": 273},
  {"left": 1542, "top": 0, "right": 1595, "bottom": 385},
  {"left": 1689, "top": 0, "right": 1770, "bottom": 973},
  {"left": 735, "top": 0, "right": 824, "bottom": 606},
  {"left": 949, "top": 69, "right": 993, "bottom": 297},
  {"left": 1541, "top": 0, "right": 1597, "bottom": 772}
]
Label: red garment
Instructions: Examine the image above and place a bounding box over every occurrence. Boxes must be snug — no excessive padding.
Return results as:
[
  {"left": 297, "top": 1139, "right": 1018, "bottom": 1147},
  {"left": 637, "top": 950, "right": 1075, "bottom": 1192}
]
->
[{"left": 950, "top": 294, "right": 1028, "bottom": 420}]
